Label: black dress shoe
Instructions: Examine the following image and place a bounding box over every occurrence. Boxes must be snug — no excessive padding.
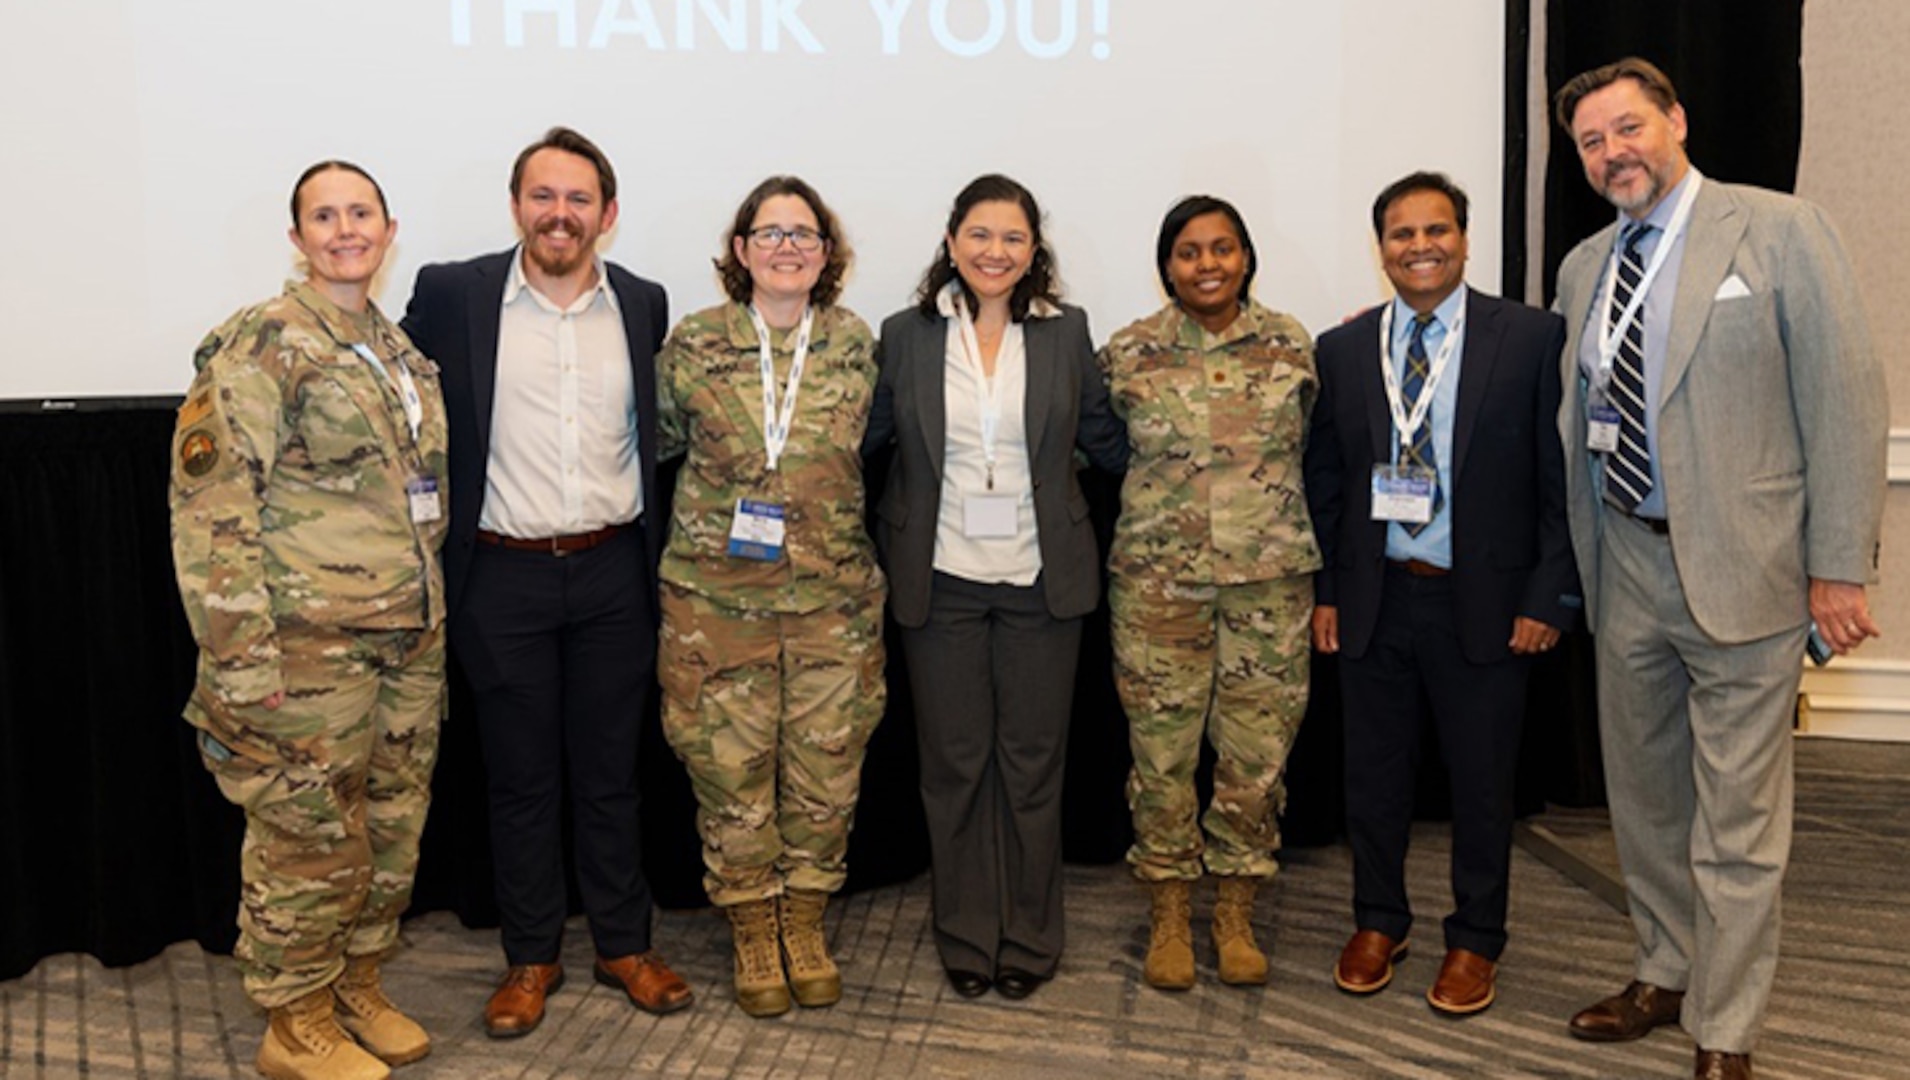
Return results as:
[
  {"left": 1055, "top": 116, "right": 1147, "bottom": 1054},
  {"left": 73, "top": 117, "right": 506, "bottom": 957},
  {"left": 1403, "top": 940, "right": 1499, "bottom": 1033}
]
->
[
  {"left": 946, "top": 969, "right": 991, "bottom": 998},
  {"left": 994, "top": 967, "right": 1046, "bottom": 1000}
]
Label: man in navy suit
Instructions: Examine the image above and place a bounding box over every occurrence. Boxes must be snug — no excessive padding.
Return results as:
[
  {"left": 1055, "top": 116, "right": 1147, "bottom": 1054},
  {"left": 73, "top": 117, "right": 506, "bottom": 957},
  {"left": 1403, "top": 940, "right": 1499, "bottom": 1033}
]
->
[
  {"left": 1304, "top": 171, "right": 1578, "bottom": 1017},
  {"left": 401, "top": 127, "right": 692, "bottom": 1035}
]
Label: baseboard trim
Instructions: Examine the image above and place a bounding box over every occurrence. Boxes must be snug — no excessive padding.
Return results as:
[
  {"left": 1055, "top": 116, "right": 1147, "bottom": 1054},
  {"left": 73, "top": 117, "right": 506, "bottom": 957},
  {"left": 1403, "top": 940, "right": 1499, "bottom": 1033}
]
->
[
  {"left": 1889, "top": 427, "right": 1910, "bottom": 482},
  {"left": 1798, "top": 656, "right": 1910, "bottom": 741}
]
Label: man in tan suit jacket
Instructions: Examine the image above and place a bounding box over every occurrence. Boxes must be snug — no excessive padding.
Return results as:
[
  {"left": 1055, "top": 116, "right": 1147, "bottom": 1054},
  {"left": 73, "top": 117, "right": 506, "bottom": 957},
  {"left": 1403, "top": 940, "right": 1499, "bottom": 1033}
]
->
[{"left": 1552, "top": 58, "right": 1886, "bottom": 1080}]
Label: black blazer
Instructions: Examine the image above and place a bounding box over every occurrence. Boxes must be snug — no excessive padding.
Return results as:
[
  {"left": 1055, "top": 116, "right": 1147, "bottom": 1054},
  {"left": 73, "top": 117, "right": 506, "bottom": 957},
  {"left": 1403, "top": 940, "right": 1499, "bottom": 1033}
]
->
[
  {"left": 862, "top": 304, "right": 1127, "bottom": 628},
  {"left": 1303, "top": 288, "right": 1579, "bottom": 664},
  {"left": 399, "top": 250, "right": 669, "bottom": 617}
]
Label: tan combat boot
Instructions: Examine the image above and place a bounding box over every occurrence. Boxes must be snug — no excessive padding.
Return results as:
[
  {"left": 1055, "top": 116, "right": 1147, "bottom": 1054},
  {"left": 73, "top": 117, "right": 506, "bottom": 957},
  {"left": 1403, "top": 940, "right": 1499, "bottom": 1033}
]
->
[
  {"left": 256, "top": 987, "right": 391, "bottom": 1080},
  {"left": 1212, "top": 876, "right": 1269, "bottom": 986},
  {"left": 1143, "top": 879, "right": 1197, "bottom": 990},
  {"left": 332, "top": 955, "right": 431, "bottom": 1065},
  {"left": 780, "top": 889, "right": 843, "bottom": 1007},
  {"left": 727, "top": 898, "right": 793, "bottom": 1017}
]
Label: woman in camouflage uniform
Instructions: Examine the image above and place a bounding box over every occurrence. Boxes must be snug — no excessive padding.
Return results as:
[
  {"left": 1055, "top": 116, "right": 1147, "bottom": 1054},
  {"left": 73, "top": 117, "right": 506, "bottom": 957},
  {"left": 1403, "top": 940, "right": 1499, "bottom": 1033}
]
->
[
  {"left": 654, "top": 176, "right": 885, "bottom": 1018},
  {"left": 170, "top": 162, "right": 447, "bottom": 1080},
  {"left": 1098, "top": 196, "right": 1321, "bottom": 992}
]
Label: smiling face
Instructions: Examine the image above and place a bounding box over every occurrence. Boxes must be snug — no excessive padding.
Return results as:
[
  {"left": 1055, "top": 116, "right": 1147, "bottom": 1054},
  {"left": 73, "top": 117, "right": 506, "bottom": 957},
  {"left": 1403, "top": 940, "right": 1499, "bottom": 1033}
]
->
[
  {"left": 511, "top": 147, "right": 618, "bottom": 280},
  {"left": 1379, "top": 188, "right": 1468, "bottom": 314},
  {"left": 1569, "top": 76, "right": 1691, "bottom": 218},
  {"left": 734, "top": 193, "right": 827, "bottom": 310},
  {"left": 948, "top": 199, "right": 1034, "bottom": 312},
  {"left": 1165, "top": 211, "right": 1248, "bottom": 333},
  {"left": 288, "top": 167, "right": 395, "bottom": 301}
]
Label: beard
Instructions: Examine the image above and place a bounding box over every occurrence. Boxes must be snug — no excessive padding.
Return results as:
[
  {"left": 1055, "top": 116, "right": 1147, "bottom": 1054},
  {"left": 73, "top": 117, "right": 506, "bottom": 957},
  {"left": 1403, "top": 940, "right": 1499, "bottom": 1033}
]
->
[
  {"left": 525, "top": 217, "right": 594, "bottom": 278},
  {"left": 1597, "top": 158, "right": 1664, "bottom": 214}
]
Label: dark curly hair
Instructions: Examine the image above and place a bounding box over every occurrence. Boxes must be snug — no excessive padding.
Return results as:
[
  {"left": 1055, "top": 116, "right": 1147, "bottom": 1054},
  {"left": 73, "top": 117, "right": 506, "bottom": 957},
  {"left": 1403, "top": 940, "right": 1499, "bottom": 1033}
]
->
[
  {"left": 913, "top": 174, "right": 1062, "bottom": 321},
  {"left": 713, "top": 175, "right": 852, "bottom": 308}
]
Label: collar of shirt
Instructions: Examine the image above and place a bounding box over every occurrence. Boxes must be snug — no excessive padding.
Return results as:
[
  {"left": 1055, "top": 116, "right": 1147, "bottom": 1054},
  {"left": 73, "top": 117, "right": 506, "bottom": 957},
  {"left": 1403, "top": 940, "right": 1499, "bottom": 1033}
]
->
[
  {"left": 1388, "top": 285, "right": 1467, "bottom": 364},
  {"left": 724, "top": 299, "right": 831, "bottom": 352},
  {"left": 1616, "top": 167, "right": 1703, "bottom": 260},
  {"left": 934, "top": 280, "right": 1061, "bottom": 321},
  {"left": 284, "top": 279, "right": 387, "bottom": 355},
  {"left": 1170, "top": 296, "right": 1280, "bottom": 352},
  {"left": 503, "top": 245, "right": 622, "bottom": 317}
]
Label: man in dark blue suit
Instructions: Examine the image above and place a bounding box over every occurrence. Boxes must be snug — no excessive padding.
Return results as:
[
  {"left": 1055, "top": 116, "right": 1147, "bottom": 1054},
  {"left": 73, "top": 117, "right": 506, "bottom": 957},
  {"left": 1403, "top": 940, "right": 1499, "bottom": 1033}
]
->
[
  {"left": 400, "top": 127, "right": 691, "bottom": 1035},
  {"left": 1304, "top": 171, "right": 1579, "bottom": 1017}
]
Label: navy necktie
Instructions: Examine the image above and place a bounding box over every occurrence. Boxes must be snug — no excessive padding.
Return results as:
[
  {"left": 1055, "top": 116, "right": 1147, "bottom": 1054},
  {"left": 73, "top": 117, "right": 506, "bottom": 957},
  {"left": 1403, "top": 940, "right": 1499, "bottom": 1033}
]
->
[
  {"left": 1605, "top": 223, "right": 1655, "bottom": 512},
  {"left": 1401, "top": 312, "right": 1441, "bottom": 537}
]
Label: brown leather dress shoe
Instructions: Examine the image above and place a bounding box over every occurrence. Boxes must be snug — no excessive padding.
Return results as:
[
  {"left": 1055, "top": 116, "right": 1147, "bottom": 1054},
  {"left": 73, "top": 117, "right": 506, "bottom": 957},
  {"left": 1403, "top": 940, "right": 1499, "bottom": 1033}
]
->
[
  {"left": 595, "top": 952, "right": 694, "bottom": 1015},
  {"left": 484, "top": 963, "right": 564, "bottom": 1038},
  {"left": 1333, "top": 930, "right": 1408, "bottom": 994},
  {"left": 1694, "top": 1049, "right": 1752, "bottom": 1079},
  {"left": 1426, "top": 947, "right": 1496, "bottom": 1016},
  {"left": 1568, "top": 980, "right": 1685, "bottom": 1042}
]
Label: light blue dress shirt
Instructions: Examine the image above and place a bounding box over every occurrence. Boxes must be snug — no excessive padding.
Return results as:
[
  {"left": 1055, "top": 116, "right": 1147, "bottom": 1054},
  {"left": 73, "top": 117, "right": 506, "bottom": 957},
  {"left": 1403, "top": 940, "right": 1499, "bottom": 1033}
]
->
[
  {"left": 1384, "top": 286, "right": 1467, "bottom": 567},
  {"left": 1574, "top": 168, "right": 1698, "bottom": 521}
]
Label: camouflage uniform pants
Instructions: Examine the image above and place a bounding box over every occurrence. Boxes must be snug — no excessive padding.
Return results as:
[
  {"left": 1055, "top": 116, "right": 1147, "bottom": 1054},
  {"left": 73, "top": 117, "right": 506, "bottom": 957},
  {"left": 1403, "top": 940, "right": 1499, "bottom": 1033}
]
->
[
  {"left": 187, "top": 624, "right": 444, "bottom": 1008},
  {"left": 1111, "top": 574, "right": 1311, "bottom": 882},
  {"left": 658, "top": 584, "right": 886, "bottom": 906}
]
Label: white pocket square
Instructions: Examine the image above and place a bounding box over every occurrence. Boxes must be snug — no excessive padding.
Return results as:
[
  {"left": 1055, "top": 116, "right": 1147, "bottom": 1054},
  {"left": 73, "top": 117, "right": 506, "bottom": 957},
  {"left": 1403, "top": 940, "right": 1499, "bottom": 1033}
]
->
[{"left": 1714, "top": 274, "right": 1751, "bottom": 300}]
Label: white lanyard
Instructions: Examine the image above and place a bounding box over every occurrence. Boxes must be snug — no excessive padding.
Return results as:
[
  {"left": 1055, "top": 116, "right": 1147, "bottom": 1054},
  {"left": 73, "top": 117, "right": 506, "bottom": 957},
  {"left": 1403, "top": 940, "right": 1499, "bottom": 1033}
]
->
[
  {"left": 350, "top": 341, "right": 423, "bottom": 444},
  {"left": 1378, "top": 293, "right": 1467, "bottom": 459},
  {"left": 1595, "top": 172, "right": 1702, "bottom": 381},
  {"left": 749, "top": 304, "right": 814, "bottom": 472},
  {"left": 954, "top": 302, "right": 1010, "bottom": 491}
]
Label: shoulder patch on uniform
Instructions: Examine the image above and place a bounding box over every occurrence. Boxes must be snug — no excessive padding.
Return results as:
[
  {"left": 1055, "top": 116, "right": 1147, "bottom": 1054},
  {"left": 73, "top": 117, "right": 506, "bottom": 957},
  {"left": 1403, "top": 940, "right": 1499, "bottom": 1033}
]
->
[
  {"left": 179, "top": 428, "right": 220, "bottom": 478},
  {"left": 178, "top": 389, "right": 214, "bottom": 429}
]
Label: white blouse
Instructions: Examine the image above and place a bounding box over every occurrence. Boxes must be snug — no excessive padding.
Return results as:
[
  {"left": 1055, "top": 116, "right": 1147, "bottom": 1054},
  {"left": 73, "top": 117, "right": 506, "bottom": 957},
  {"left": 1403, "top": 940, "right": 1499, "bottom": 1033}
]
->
[{"left": 930, "top": 283, "right": 1055, "bottom": 586}]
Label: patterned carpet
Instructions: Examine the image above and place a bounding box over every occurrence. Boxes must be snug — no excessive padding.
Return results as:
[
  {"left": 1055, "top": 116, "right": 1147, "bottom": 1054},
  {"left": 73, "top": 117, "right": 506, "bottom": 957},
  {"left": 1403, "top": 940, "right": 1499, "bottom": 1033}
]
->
[{"left": 6, "top": 739, "right": 1907, "bottom": 1079}]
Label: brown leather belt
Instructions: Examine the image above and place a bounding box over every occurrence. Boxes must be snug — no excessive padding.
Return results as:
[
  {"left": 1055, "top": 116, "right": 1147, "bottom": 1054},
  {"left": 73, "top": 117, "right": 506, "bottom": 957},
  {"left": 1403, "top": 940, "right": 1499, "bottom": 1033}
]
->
[
  {"left": 1388, "top": 558, "right": 1450, "bottom": 578},
  {"left": 476, "top": 522, "right": 627, "bottom": 555}
]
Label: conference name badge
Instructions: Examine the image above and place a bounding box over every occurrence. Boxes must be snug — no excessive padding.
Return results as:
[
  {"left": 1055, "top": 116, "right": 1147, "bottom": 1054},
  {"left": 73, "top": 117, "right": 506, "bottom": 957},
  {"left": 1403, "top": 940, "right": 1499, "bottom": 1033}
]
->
[
  {"left": 407, "top": 475, "right": 442, "bottom": 524},
  {"left": 1587, "top": 403, "right": 1621, "bottom": 454},
  {"left": 1370, "top": 464, "right": 1435, "bottom": 525},
  {"left": 728, "top": 498, "right": 786, "bottom": 561},
  {"left": 962, "top": 492, "right": 1018, "bottom": 539}
]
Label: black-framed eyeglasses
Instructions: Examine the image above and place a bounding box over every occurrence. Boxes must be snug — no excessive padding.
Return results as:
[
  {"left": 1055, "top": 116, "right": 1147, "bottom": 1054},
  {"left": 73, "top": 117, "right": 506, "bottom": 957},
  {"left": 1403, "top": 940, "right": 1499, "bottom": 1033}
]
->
[{"left": 748, "top": 225, "right": 825, "bottom": 252}]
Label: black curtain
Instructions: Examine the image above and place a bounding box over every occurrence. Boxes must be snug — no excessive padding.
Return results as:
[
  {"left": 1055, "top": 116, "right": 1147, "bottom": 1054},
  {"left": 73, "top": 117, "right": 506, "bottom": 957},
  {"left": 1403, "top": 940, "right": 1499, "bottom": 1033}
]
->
[
  {"left": 0, "top": 410, "right": 243, "bottom": 972},
  {"left": 1542, "top": 0, "right": 1804, "bottom": 305}
]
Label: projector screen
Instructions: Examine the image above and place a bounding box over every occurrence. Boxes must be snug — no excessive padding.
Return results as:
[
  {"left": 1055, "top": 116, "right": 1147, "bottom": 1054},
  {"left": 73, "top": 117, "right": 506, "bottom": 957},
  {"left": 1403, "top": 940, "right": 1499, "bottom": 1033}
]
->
[{"left": 0, "top": 0, "right": 1506, "bottom": 401}]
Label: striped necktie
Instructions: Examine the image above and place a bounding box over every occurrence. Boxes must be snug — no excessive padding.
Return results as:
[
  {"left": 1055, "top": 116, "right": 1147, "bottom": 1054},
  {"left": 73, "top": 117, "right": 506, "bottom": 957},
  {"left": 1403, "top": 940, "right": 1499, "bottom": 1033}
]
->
[
  {"left": 1605, "top": 223, "right": 1654, "bottom": 513},
  {"left": 1401, "top": 311, "right": 1441, "bottom": 537}
]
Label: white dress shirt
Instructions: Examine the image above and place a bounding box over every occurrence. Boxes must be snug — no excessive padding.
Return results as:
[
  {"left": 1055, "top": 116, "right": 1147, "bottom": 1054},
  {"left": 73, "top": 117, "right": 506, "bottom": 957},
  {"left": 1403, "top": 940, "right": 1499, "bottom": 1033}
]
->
[
  {"left": 931, "top": 284, "right": 1050, "bottom": 586},
  {"left": 479, "top": 248, "right": 641, "bottom": 538}
]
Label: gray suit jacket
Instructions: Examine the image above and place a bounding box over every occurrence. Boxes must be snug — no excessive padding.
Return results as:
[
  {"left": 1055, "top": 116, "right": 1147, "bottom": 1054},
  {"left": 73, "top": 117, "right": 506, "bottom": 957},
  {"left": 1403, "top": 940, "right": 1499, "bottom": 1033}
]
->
[
  {"left": 1555, "top": 179, "right": 1886, "bottom": 642},
  {"left": 862, "top": 304, "right": 1128, "bottom": 628}
]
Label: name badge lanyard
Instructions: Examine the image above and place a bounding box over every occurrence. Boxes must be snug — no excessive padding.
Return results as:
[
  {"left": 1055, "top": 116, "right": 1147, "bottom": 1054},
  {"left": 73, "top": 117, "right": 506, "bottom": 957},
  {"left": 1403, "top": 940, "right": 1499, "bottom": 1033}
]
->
[
  {"left": 1593, "top": 172, "right": 1703, "bottom": 389},
  {"left": 954, "top": 303, "right": 1009, "bottom": 491},
  {"left": 350, "top": 341, "right": 425, "bottom": 446},
  {"left": 748, "top": 304, "right": 815, "bottom": 472},
  {"left": 1377, "top": 294, "right": 1467, "bottom": 466}
]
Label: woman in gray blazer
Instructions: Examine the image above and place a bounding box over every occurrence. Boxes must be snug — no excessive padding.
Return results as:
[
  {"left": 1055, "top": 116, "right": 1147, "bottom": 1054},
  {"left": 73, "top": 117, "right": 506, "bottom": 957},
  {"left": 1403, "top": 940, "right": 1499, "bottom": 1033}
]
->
[{"left": 862, "top": 174, "right": 1127, "bottom": 1000}]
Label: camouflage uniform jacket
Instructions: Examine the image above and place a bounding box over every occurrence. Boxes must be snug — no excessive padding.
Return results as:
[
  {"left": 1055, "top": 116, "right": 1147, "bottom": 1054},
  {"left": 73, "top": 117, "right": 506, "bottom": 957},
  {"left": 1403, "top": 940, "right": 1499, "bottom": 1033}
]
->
[
  {"left": 657, "top": 301, "right": 883, "bottom": 614},
  {"left": 1099, "top": 299, "right": 1322, "bottom": 585},
  {"left": 170, "top": 280, "right": 450, "bottom": 707}
]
